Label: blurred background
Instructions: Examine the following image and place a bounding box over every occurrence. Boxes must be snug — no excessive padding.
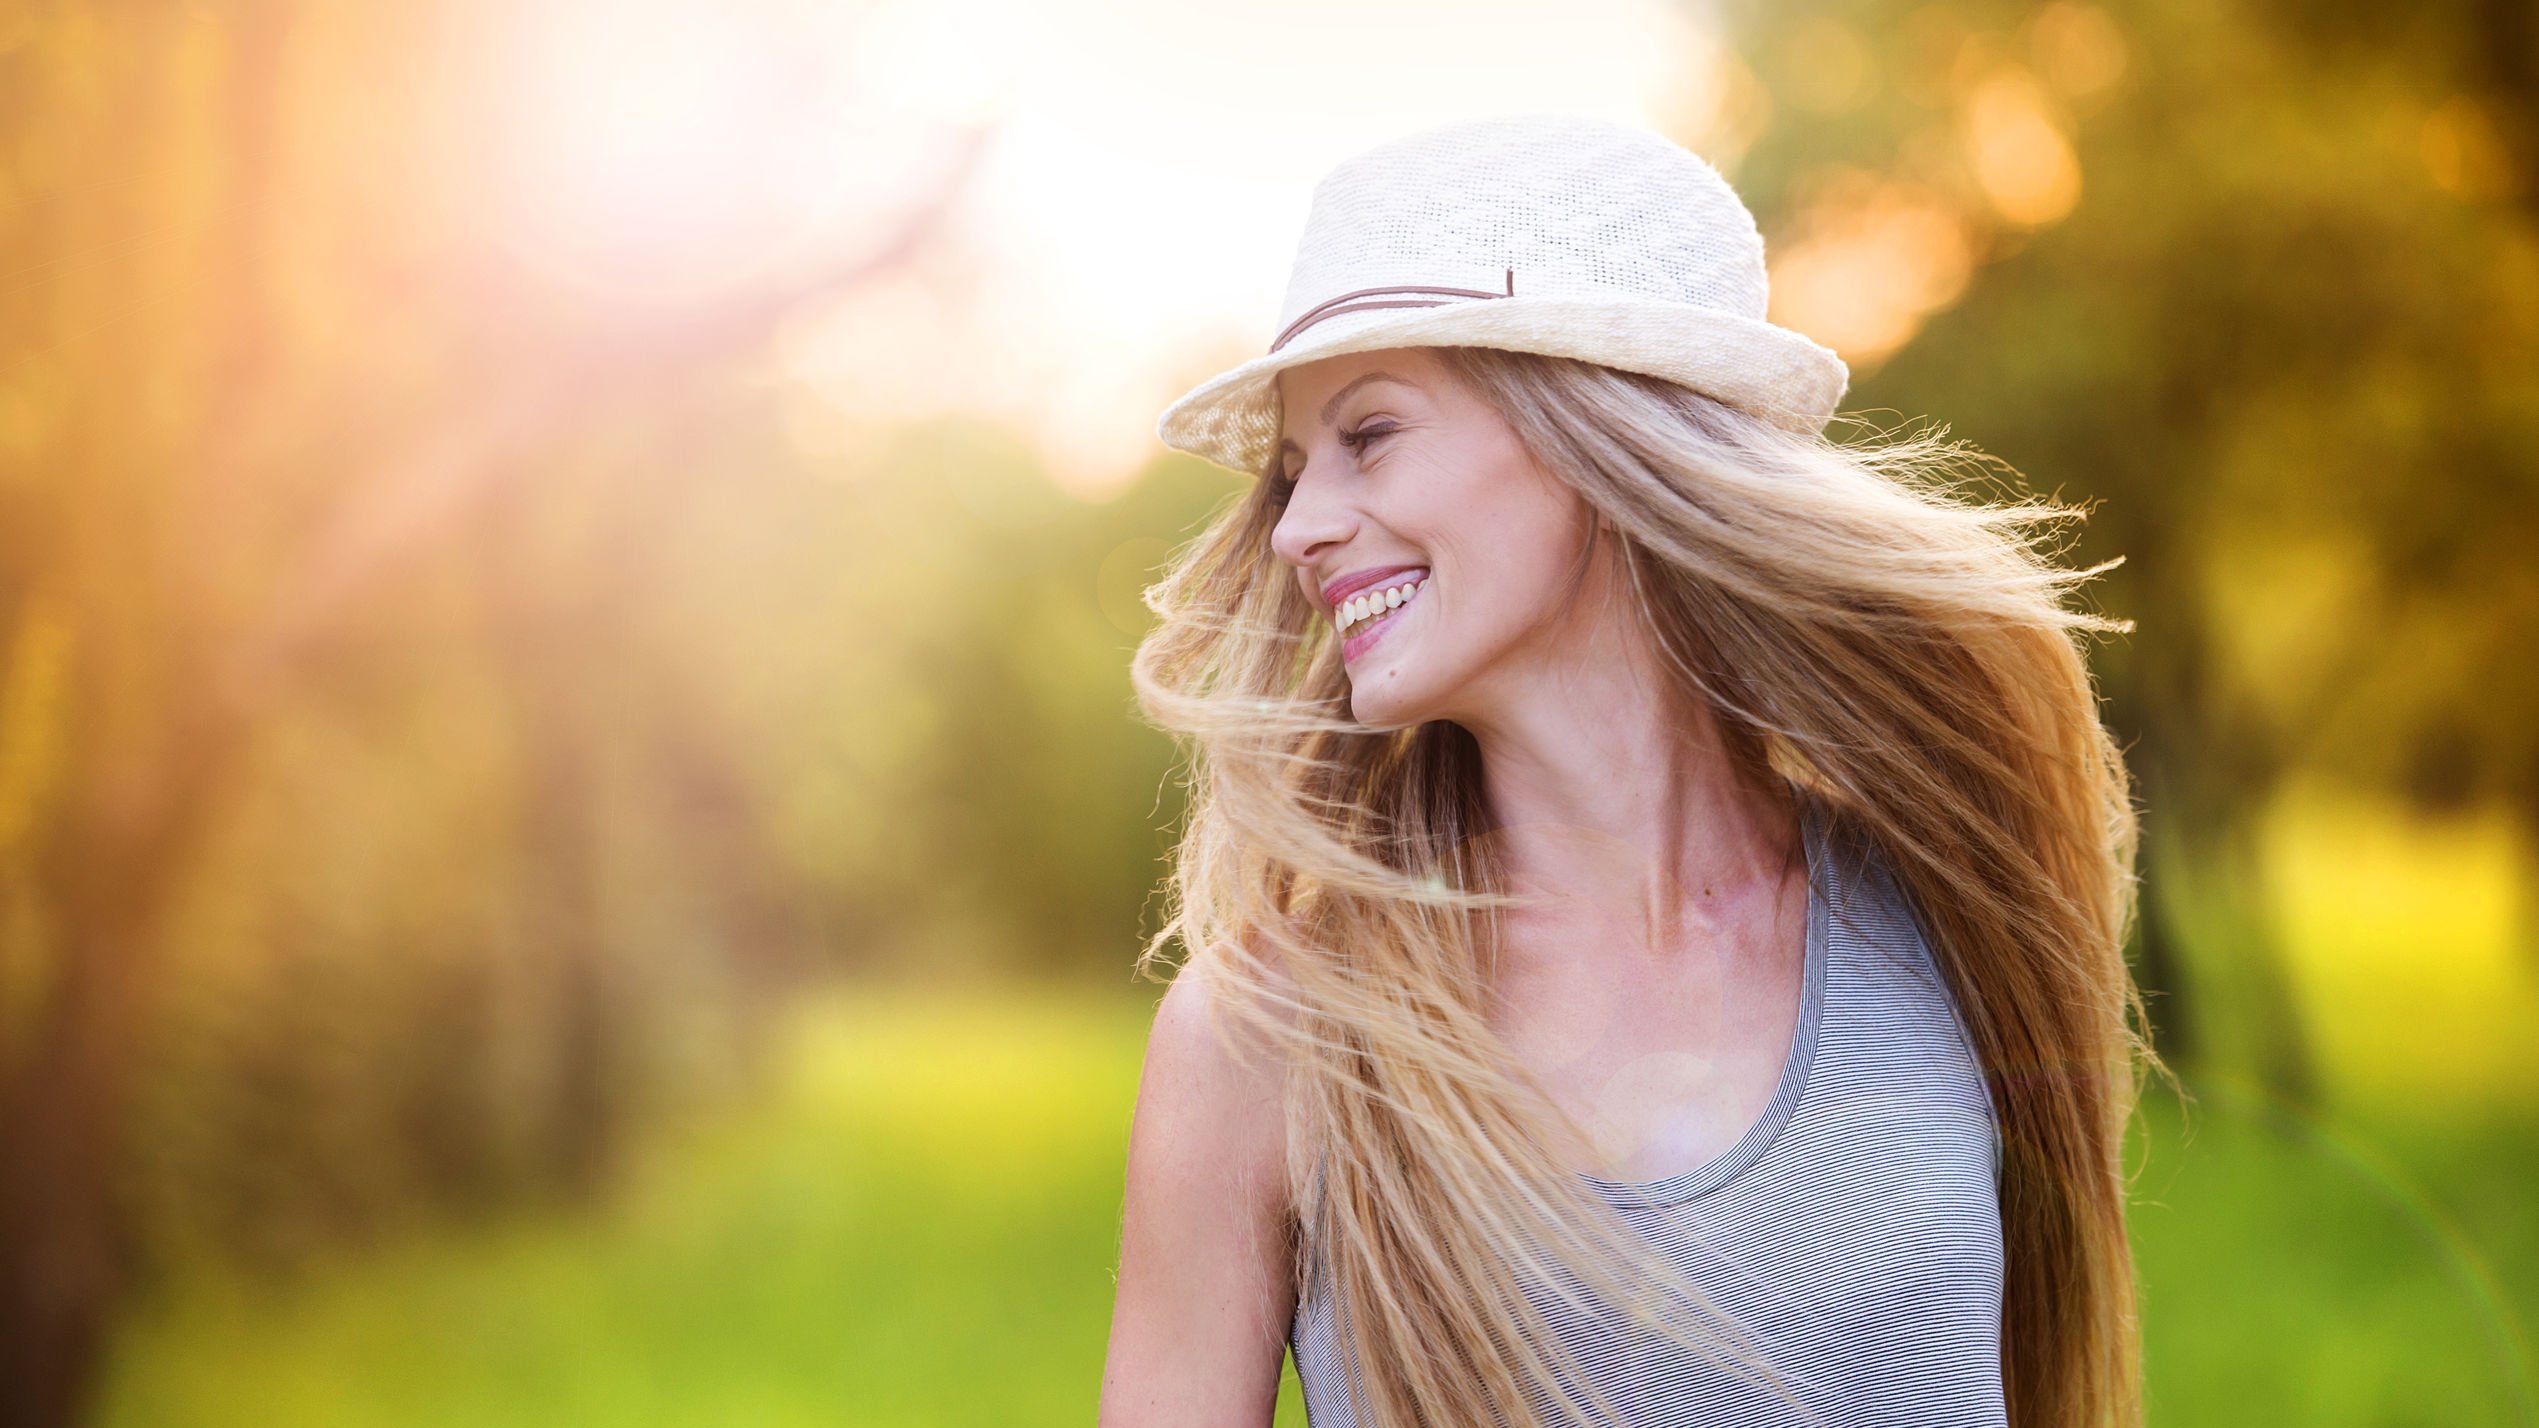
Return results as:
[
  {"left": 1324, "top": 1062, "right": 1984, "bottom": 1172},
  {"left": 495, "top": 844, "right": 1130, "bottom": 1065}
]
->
[{"left": 0, "top": 0, "right": 2532, "bottom": 1423}]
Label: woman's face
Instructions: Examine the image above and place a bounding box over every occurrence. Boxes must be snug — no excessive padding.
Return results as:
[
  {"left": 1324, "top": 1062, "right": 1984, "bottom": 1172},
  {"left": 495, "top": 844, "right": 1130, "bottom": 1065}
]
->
[{"left": 1269, "top": 347, "right": 1600, "bottom": 731}]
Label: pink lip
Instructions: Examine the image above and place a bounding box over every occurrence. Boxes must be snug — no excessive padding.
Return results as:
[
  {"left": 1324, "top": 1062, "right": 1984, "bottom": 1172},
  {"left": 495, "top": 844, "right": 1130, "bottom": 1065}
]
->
[{"left": 1321, "top": 563, "right": 1429, "bottom": 610}]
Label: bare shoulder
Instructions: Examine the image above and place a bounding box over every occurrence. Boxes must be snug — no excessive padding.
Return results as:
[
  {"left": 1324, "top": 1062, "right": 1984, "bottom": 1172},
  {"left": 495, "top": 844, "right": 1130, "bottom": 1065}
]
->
[
  {"left": 1142, "top": 958, "right": 1297, "bottom": 1211},
  {"left": 1171, "top": 935, "right": 1307, "bottom": 1065},
  {"left": 1098, "top": 953, "right": 1301, "bottom": 1428}
]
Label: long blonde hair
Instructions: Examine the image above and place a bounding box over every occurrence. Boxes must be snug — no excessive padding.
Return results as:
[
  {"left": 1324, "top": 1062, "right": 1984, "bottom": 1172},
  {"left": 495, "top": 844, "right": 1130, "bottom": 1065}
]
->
[{"left": 1129, "top": 346, "right": 2175, "bottom": 1428}]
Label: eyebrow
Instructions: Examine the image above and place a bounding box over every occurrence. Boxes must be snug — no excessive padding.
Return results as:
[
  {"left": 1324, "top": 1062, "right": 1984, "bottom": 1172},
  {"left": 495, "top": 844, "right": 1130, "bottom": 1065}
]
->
[{"left": 1275, "top": 371, "right": 1417, "bottom": 464}]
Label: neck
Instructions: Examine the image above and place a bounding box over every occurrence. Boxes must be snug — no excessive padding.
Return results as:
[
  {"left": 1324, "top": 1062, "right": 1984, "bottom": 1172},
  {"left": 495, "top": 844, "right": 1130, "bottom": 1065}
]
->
[{"left": 1456, "top": 575, "right": 1799, "bottom": 967}]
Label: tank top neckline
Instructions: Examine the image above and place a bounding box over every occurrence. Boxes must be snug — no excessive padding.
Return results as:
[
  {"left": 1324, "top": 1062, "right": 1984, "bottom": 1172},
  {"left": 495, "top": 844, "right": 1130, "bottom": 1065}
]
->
[{"left": 1573, "top": 795, "right": 1832, "bottom": 1209}]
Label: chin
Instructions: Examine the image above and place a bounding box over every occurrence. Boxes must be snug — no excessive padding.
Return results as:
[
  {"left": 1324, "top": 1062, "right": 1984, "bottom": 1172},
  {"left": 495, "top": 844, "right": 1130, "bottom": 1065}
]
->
[{"left": 1346, "top": 669, "right": 1437, "bottom": 731}]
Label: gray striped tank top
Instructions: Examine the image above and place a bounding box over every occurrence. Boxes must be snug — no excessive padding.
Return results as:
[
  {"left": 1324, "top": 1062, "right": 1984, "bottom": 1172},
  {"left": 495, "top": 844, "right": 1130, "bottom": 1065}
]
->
[{"left": 1289, "top": 800, "right": 2008, "bottom": 1426}]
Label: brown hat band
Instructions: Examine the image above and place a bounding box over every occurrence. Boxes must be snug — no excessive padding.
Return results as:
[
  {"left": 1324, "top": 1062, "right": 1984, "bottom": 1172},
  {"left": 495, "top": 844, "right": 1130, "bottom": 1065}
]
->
[{"left": 1268, "top": 267, "right": 1516, "bottom": 354}]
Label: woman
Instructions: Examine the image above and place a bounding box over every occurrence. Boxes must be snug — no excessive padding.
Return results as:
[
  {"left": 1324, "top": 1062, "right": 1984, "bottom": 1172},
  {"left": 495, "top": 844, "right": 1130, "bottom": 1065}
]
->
[{"left": 1101, "top": 114, "right": 2172, "bottom": 1428}]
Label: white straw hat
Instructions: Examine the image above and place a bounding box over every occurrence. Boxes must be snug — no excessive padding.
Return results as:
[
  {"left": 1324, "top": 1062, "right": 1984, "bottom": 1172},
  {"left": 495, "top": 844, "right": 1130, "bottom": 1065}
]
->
[{"left": 1155, "top": 113, "right": 1850, "bottom": 477}]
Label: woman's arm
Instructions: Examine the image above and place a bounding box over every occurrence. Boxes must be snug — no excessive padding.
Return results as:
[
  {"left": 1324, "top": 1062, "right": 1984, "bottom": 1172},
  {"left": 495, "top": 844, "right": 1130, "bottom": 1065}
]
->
[{"left": 1098, "top": 967, "right": 1297, "bottom": 1428}]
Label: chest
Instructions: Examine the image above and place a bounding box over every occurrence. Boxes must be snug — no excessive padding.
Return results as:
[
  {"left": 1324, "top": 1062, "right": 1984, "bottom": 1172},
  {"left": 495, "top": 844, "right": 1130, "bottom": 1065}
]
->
[{"left": 1485, "top": 890, "right": 1809, "bottom": 1184}]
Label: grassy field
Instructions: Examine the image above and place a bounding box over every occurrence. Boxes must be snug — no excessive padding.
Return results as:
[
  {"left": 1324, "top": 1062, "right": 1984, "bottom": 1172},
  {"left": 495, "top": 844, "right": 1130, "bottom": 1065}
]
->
[{"left": 90, "top": 975, "right": 2538, "bottom": 1427}]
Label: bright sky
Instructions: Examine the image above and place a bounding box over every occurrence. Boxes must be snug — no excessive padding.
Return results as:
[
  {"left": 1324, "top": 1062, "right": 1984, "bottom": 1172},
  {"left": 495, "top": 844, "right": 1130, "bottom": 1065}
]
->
[{"left": 772, "top": 0, "right": 1739, "bottom": 498}]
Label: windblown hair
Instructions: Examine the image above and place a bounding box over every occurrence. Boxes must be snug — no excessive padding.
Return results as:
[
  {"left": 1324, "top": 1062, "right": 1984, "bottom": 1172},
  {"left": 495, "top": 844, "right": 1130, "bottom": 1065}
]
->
[{"left": 1128, "top": 345, "right": 2176, "bottom": 1428}]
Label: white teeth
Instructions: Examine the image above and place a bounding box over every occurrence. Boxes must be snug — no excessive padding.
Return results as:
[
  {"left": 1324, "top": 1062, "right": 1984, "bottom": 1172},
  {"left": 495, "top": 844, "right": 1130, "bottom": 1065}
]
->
[{"left": 1335, "top": 575, "right": 1426, "bottom": 636}]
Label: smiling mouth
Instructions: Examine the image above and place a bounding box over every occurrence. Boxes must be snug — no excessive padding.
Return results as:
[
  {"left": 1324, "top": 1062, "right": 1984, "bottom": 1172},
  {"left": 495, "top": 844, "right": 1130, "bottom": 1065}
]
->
[
  {"left": 1333, "top": 571, "right": 1427, "bottom": 638},
  {"left": 1339, "top": 574, "right": 1426, "bottom": 663}
]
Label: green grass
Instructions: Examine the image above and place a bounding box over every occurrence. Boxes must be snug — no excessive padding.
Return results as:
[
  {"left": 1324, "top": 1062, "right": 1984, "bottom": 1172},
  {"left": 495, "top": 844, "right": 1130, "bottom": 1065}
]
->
[
  {"left": 2130, "top": 1076, "right": 2538, "bottom": 1425},
  {"left": 95, "top": 980, "right": 1252, "bottom": 1428},
  {"left": 93, "top": 977, "right": 2538, "bottom": 1426}
]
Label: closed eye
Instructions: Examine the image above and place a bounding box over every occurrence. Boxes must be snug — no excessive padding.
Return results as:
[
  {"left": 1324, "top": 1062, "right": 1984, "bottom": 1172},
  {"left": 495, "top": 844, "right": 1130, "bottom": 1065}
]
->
[
  {"left": 1341, "top": 421, "right": 1398, "bottom": 454},
  {"left": 1268, "top": 423, "right": 1396, "bottom": 504}
]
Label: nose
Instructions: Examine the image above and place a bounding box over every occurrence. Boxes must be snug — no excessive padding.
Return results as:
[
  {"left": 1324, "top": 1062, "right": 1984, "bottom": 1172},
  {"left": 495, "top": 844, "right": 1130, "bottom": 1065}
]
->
[{"left": 1268, "top": 459, "right": 1357, "bottom": 573}]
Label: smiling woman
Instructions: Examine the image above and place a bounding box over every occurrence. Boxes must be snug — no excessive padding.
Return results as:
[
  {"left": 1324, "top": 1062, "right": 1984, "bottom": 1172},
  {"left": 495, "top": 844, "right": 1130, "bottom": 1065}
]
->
[{"left": 1105, "top": 113, "right": 2169, "bottom": 1428}]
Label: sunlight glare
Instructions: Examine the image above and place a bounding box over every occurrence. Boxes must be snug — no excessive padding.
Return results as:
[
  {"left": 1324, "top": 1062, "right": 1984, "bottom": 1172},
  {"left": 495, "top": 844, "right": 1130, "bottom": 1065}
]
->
[
  {"left": 460, "top": 0, "right": 996, "bottom": 309},
  {"left": 778, "top": 0, "right": 1733, "bottom": 498},
  {"left": 1768, "top": 168, "right": 1978, "bottom": 367}
]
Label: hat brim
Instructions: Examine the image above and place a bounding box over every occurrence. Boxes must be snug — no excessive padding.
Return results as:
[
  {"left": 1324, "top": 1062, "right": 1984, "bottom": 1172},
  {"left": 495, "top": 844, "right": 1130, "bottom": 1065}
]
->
[{"left": 1154, "top": 294, "right": 1851, "bottom": 477}]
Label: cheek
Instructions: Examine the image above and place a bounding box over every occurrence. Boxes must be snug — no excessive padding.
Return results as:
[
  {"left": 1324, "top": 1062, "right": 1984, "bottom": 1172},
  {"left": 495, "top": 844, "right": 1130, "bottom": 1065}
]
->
[
  {"left": 1428, "top": 456, "right": 1583, "bottom": 584},
  {"left": 1411, "top": 504, "right": 1581, "bottom": 647}
]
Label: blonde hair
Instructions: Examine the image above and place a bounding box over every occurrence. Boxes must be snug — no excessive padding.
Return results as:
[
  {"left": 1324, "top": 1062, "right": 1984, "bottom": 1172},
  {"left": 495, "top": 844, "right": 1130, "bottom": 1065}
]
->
[{"left": 1130, "top": 346, "right": 2176, "bottom": 1428}]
